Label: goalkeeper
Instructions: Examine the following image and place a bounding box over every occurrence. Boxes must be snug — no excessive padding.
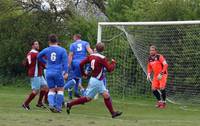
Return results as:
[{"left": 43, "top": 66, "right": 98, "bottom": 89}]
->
[{"left": 147, "top": 45, "right": 168, "bottom": 109}]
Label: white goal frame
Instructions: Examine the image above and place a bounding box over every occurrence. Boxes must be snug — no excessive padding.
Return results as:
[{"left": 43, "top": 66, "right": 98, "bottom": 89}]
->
[{"left": 97, "top": 20, "right": 200, "bottom": 43}]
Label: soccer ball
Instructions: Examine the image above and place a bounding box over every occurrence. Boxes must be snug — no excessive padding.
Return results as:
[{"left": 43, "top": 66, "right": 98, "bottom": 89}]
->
[{"left": 41, "top": 1, "right": 50, "bottom": 12}]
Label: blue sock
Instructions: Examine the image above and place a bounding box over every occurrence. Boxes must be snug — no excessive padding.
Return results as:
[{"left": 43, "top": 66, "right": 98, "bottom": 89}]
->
[
  {"left": 64, "top": 79, "right": 76, "bottom": 90},
  {"left": 56, "top": 91, "right": 64, "bottom": 111},
  {"left": 48, "top": 91, "right": 56, "bottom": 108},
  {"left": 68, "top": 88, "right": 73, "bottom": 99}
]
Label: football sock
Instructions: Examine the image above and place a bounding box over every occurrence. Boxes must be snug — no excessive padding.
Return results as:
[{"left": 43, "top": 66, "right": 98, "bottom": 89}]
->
[
  {"left": 64, "top": 79, "right": 76, "bottom": 90},
  {"left": 56, "top": 91, "right": 64, "bottom": 110},
  {"left": 48, "top": 91, "right": 56, "bottom": 108},
  {"left": 24, "top": 92, "right": 37, "bottom": 106},
  {"left": 37, "top": 90, "right": 46, "bottom": 105},
  {"left": 161, "top": 89, "right": 166, "bottom": 102},
  {"left": 104, "top": 97, "right": 114, "bottom": 115},
  {"left": 69, "top": 97, "right": 89, "bottom": 107},
  {"left": 153, "top": 90, "right": 161, "bottom": 101}
]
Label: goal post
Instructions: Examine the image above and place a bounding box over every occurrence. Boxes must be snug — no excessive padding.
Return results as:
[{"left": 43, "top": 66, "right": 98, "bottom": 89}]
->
[{"left": 97, "top": 21, "right": 200, "bottom": 104}]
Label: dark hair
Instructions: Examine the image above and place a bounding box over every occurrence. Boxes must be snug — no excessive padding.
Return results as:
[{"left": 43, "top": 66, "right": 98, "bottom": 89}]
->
[
  {"left": 48, "top": 34, "right": 58, "bottom": 43},
  {"left": 96, "top": 42, "right": 105, "bottom": 52},
  {"left": 31, "top": 41, "right": 38, "bottom": 46},
  {"left": 74, "top": 34, "right": 81, "bottom": 39}
]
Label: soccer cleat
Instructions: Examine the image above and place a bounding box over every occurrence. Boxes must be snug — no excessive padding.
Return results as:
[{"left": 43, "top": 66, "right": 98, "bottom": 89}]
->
[
  {"left": 22, "top": 104, "right": 30, "bottom": 110},
  {"left": 49, "top": 106, "right": 59, "bottom": 113},
  {"left": 112, "top": 111, "right": 122, "bottom": 118},
  {"left": 65, "top": 102, "right": 71, "bottom": 114},
  {"left": 159, "top": 102, "right": 166, "bottom": 109},
  {"left": 36, "top": 104, "right": 46, "bottom": 108},
  {"left": 155, "top": 101, "right": 162, "bottom": 108}
]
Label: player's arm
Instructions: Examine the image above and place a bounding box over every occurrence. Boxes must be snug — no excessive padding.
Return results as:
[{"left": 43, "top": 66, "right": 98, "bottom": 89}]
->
[
  {"left": 62, "top": 49, "right": 68, "bottom": 79},
  {"left": 101, "top": 58, "right": 116, "bottom": 72},
  {"left": 62, "top": 49, "right": 68, "bottom": 74},
  {"left": 37, "top": 49, "right": 47, "bottom": 64},
  {"left": 68, "top": 44, "right": 74, "bottom": 66},
  {"left": 80, "top": 56, "right": 90, "bottom": 77},
  {"left": 85, "top": 42, "right": 93, "bottom": 54},
  {"left": 159, "top": 55, "right": 168, "bottom": 74},
  {"left": 147, "top": 62, "right": 152, "bottom": 81},
  {"left": 86, "top": 44, "right": 93, "bottom": 54}
]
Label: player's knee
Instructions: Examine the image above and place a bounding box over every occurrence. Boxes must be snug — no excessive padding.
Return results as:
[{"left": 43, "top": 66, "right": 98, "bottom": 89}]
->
[
  {"left": 102, "top": 92, "right": 110, "bottom": 99},
  {"left": 86, "top": 97, "right": 92, "bottom": 101},
  {"left": 32, "top": 89, "right": 39, "bottom": 94}
]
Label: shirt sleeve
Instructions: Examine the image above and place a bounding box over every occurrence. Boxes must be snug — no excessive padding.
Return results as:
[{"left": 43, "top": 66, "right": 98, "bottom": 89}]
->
[
  {"left": 101, "top": 58, "right": 116, "bottom": 72},
  {"left": 159, "top": 55, "right": 168, "bottom": 73},
  {"left": 62, "top": 49, "right": 68, "bottom": 74},
  {"left": 80, "top": 56, "right": 90, "bottom": 76},
  {"left": 37, "top": 49, "right": 47, "bottom": 64},
  {"left": 147, "top": 62, "right": 152, "bottom": 75},
  {"left": 69, "top": 44, "right": 74, "bottom": 53},
  {"left": 27, "top": 54, "right": 31, "bottom": 65}
]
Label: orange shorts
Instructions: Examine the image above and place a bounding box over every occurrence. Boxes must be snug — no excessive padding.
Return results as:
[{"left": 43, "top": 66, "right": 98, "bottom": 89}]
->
[{"left": 152, "top": 74, "right": 167, "bottom": 90}]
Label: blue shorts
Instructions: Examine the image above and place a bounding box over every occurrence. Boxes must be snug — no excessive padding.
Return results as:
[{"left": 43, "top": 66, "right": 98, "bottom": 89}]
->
[
  {"left": 46, "top": 71, "right": 64, "bottom": 89},
  {"left": 85, "top": 77, "right": 108, "bottom": 99},
  {"left": 72, "top": 60, "right": 82, "bottom": 78},
  {"left": 30, "top": 76, "right": 47, "bottom": 90}
]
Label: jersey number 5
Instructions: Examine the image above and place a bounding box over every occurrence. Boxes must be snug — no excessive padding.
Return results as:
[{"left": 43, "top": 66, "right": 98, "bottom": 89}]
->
[
  {"left": 51, "top": 52, "right": 56, "bottom": 61},
  {"left": 77, "top": 44, "right": 82, "bottom": 51}
]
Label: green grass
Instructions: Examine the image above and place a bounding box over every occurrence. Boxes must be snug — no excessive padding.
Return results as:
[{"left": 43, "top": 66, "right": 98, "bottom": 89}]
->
[{"left": 0, "top": 85, "right": 200, "bottom": 126}]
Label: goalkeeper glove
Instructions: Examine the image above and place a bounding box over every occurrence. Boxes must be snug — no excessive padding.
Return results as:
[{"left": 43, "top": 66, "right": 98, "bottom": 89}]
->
[
  {"left": 157, "top": 72, "right": 163, "bottom": 80},
  {"left": 147, "top": 73, "right": 151, "bottom": 81}
]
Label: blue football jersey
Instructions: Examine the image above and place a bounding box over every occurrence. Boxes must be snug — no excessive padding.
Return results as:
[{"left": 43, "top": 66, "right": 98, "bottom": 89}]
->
[
  {"left": 70, "top": 40, "right": 89, "bottom": 61},
  {"left": 37, "top": 45, "right": 68, "bottom": 74}
]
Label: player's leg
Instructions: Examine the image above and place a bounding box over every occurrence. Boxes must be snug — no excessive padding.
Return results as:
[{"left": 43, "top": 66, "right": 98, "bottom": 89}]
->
[
  {"left": 36, "top": 76, "right": 48, "bottom": 108},
  {"left": 74, "top": 78, "right": 81, "bottom": 97},
  {"left": 66, "top": 77, "right": 98, "bottom": 114},
  {"left": 54, "top": 73, "right": 65, "bottom": 112},
  {"left": 152, "top": 77, "right": 162, "bottom": 107},
  {"left": 159, "top": 74, "right": 168, "bottom": 108},
  {"left": 22, "top": 77, "right": 40, "bottom": 110},
  {"left": 46, "top": 73, "right": 57, "bottom": 112},
  {"left": 64, "top": 79, "right": 76, "bottom": 99},
  {"left": 78, "top": 78, "right": 85, "bottom": 96},
  {"left": 99, "top": 81, "right": 122, "bottom": 118}
]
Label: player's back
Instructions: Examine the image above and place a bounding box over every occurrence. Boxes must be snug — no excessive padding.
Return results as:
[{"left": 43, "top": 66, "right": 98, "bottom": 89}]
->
[
  {"left": 83, "top": 53, "right": 116, "bottom": 80},
  {"left": 70, "top": 40, "right": 89, "bottom": 61},
  {"left": 41, "top": 45, "right": 67, "bottom": 73}
]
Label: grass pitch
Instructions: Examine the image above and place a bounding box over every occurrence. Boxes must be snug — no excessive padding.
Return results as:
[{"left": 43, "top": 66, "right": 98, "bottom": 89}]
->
[{"left": 0, "top": 85, "right": 200, "bottom": 126}]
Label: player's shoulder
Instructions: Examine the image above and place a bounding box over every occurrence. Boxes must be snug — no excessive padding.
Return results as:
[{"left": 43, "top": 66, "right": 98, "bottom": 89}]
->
[{"left": 90, "top": 53, "right": 105, "bottom": 59}]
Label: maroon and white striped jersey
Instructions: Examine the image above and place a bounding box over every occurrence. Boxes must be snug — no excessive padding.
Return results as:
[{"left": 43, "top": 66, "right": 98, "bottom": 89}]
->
[{"left": 80, "top": 53, "right": 116, "bottom": 80}]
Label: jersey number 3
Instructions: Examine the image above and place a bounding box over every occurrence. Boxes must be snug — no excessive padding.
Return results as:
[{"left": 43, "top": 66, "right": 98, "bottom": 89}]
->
[{"left": 51, "top": 52, "right": 56, "bottom": 61}]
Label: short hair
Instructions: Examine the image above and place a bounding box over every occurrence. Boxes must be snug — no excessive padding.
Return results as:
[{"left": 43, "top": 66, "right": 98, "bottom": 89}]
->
[
  {"left": 48, "top": 34, "right": 58, "bottom": 43},
  {"left": 150, "top": 45, "right": 157, "bottom": 50},
  {"left": 31, "top": 41, "right": 38, "bottom": 46},
  {"left": 74, "top": 34, "right": 81, "bottom": 39},
  {"left": 96, "top": 42, "right": 105, "bottom": 52}
]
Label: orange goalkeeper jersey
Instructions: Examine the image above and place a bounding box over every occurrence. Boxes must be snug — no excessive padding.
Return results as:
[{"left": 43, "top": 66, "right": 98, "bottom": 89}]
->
[{"left": 147, "top": 54, "right": 168, "bottom": 76}]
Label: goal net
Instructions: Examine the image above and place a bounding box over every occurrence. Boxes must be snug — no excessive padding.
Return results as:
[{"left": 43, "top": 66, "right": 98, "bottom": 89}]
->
[{"left": 97, "top": 21, "right": 200, "bottom": 104}]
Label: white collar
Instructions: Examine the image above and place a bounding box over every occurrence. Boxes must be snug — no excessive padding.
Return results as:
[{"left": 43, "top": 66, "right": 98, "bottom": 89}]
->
[
  {"left": 91, "top": 53, "right": 105, "bottom": 59},
  {"left": 30, "top": 49, "right": 38, "bottom": 53}
]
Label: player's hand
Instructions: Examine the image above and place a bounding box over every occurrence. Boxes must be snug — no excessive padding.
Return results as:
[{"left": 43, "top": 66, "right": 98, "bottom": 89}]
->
[
  {"left": 63, "top": 73, "right": 68, "bottom": 80},
  {"left": 147, "top": 73, "right": 151, "bottom": 81},
  {"left": 157, "top": 72, "right": 163, "bottom": 80},
  {"left": 111, "top": 59, "right": 116, "bottom": 63}
]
